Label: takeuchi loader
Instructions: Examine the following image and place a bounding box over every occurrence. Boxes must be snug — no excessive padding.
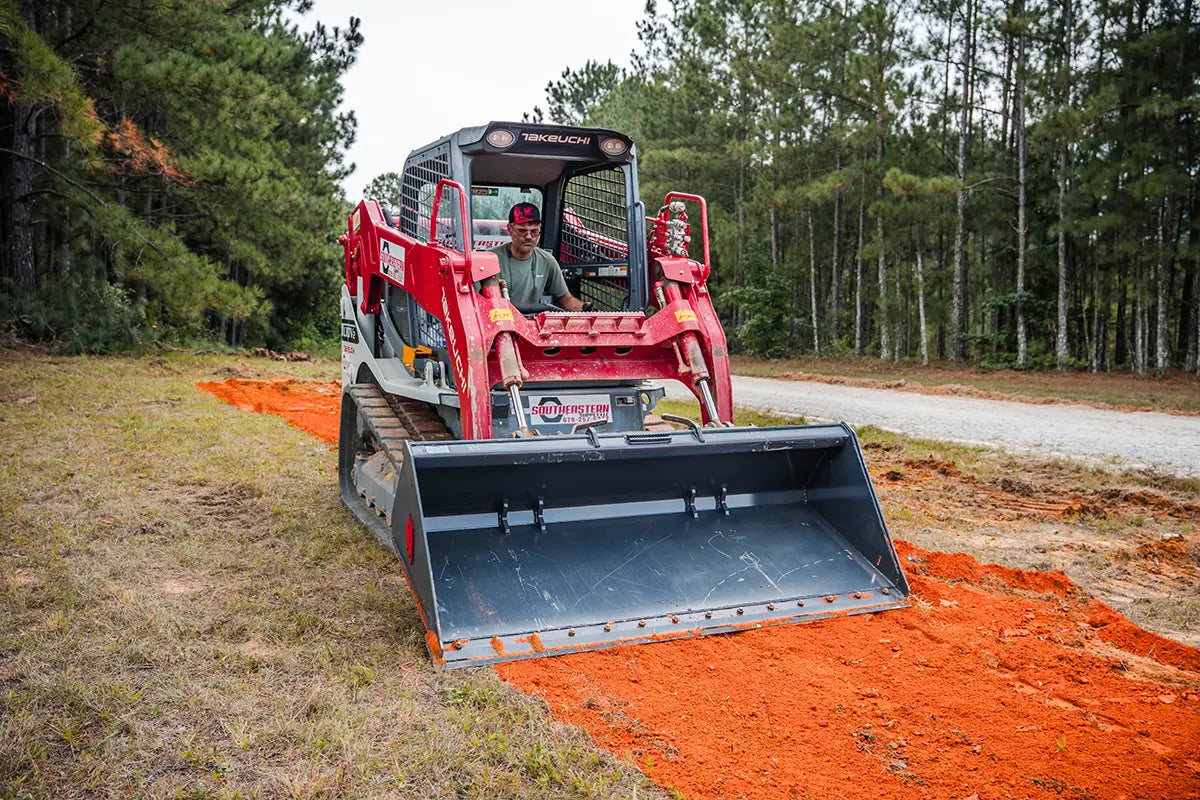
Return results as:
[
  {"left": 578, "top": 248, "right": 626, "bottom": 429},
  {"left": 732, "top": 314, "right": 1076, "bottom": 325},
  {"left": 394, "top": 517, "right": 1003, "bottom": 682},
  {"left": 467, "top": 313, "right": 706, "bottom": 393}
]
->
[{"left": 337, "top": 121, "right": 908, "bottom": 667}]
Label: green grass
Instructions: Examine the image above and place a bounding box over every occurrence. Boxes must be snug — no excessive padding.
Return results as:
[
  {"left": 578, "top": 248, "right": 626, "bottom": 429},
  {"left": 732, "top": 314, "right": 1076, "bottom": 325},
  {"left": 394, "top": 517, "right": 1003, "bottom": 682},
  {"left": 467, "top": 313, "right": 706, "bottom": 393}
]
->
[{"left": 0, "top": 351, "right": 666, "bottom": 800}]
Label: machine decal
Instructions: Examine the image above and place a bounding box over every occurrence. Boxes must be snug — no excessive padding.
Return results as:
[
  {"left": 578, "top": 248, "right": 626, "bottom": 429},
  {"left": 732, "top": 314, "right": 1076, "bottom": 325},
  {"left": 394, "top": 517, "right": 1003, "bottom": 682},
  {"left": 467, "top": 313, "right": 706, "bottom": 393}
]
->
[
  {"left": 489, "top": 308, "right": 514, "bottom": 322},
  {"left": 473, "top": 237, "right": 509, "bottom": 250},
  {"left": 341, "top": 318, "right": 359, "bottom": 343},
  {"left": 529, "top": 395, "right": 612, "bottom": 426},
  {"left": 379, "top": 239, "right": 405, "bottom": 283},
  {"left": 341, "top": 342, "right": 354, "bottom": 384},
  {"left": 352, "top": 208, "right": 361, "bottom": 232},
  {"left": 520, "top": 132, "right": 591, "bottom": 145},
  {"left": 674, "top": 309, "right": 698, "bottom": 323}
]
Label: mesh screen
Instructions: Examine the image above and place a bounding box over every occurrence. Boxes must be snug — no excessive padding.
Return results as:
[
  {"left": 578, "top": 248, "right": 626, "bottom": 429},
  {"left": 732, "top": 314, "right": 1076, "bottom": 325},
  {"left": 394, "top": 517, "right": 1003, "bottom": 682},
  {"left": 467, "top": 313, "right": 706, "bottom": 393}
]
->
[
  {"left": 560, "top": 167, "right": 628, "bottom": 265},
  {"left": 400, "top": 149, "right": 457, "bottom": 248},
  {"left": 399, "top": 148, "right": 452, "bottom": 350},
  {"left": 560, "top": 167, "right": 631, "bottom": 311},
  {"left": 578, "top": 276, "right": 630, "bottom": 312}
]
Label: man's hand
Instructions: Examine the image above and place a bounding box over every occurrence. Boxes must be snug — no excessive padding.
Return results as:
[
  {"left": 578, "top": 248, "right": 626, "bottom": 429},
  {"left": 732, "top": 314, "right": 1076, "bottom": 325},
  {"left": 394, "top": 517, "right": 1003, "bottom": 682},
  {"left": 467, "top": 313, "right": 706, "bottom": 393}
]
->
[{"left": 557, "top": 293, "right": 586, "bottom": 312}]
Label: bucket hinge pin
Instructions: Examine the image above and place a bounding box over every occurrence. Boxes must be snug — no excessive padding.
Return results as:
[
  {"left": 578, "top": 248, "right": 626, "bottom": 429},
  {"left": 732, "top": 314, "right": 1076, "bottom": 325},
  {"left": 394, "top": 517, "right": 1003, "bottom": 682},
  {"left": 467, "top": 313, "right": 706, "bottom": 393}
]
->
[{"left": 498, "top": 499, "right": 511, "bottom": 535}]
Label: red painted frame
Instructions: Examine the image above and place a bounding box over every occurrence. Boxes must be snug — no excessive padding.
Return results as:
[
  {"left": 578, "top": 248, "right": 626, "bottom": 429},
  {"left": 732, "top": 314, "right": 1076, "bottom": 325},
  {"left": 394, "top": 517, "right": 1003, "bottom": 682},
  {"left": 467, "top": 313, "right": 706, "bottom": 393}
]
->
[{"left": 342, "top": 189, "right": 732, "bottom": 438}]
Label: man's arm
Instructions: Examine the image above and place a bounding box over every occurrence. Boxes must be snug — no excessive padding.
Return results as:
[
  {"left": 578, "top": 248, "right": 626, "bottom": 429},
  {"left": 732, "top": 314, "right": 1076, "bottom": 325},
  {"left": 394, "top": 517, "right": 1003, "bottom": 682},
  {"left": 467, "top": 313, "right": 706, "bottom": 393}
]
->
[
  {"left": 555, "top": 292, "right": 585, "bottom": 312},
  {"left": 542, "top": 250, "right": 587, "bottom": 311}
]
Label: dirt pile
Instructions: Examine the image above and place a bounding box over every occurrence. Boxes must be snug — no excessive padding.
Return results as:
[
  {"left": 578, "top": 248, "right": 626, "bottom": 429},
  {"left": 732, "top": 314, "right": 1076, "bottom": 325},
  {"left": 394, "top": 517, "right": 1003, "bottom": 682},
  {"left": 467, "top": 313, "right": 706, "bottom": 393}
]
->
[
  {"left": 196, "top": 378, "right": 341, "bottom": 444},
  {"left": 500, "top": 543, "right": 1200, "bottom": 799},
  {"left": 200, "top": 378, "right": 1200, "bottom": 800}
]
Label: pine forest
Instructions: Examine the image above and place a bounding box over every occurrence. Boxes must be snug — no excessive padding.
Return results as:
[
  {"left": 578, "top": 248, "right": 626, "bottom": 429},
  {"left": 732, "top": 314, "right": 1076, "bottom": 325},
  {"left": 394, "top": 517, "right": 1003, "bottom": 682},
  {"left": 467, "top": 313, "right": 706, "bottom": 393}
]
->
[{"left": 2, "top": 0, "right": 1197, "bottom": 374}]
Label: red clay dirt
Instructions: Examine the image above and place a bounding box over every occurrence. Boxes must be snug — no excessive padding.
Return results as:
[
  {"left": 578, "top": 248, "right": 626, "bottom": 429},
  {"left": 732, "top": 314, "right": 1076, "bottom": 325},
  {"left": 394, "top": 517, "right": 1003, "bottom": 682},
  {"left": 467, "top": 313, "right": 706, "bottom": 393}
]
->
[
  {"left": 200, "top": 378, "right": 1200, "bottom": 800},
  {"left": 196, "top": 378, "right": 341, "bottom": 444}
]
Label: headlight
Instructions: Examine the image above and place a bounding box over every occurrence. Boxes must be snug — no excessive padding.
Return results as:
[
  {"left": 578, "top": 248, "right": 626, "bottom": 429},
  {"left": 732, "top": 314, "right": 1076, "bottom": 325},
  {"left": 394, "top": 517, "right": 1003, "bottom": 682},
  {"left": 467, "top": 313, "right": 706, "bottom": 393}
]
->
[
  {"left": 486, "top": 129, "right": 516, "bottom": 148},
  {"left": 600, "top": 137, "right": 629, "bottom": 156}
]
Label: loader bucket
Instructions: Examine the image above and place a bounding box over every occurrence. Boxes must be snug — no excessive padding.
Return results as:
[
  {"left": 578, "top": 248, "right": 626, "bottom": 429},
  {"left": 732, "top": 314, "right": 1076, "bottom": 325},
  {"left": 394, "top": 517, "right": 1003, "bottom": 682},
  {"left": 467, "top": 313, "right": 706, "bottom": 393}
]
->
[{"left": 387, "top": 424, "right": 908, "bottom": 667}]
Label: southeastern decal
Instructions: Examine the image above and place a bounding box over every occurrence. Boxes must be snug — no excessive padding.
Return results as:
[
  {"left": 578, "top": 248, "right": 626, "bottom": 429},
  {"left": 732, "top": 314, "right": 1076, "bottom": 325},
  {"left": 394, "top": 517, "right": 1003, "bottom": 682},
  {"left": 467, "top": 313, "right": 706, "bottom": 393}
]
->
[
  {"left": 341, "top": 318, "right": 359, "bottom": 343},
  {"left": 529, "top": 394, "right": 612, "bottom": 426},
  {"left": 674, "top": 309, "right": 698, "bottom": 323},
  {"left": 379, "top": 239, "right": 405, "bottom": 283}
]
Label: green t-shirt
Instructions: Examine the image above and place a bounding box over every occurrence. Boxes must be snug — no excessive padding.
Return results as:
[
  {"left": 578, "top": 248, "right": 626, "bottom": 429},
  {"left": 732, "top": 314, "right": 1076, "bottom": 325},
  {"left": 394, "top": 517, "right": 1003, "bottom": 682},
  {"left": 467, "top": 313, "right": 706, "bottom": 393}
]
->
[{"left": 490, "top": 244, "right": 569, "bottom": 305}]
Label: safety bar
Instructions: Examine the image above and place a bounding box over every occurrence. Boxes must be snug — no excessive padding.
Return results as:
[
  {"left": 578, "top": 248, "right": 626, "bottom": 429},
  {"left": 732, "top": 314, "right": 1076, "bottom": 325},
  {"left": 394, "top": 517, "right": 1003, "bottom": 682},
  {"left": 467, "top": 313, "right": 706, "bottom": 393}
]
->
[{"left": 430, "top": 179, "right": 473, "bottom": 273}]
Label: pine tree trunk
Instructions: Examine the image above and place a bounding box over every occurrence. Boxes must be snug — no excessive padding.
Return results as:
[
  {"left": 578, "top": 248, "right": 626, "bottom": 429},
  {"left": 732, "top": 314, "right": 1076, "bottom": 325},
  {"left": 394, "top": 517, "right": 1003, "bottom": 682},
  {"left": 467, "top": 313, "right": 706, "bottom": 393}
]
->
[
  {"left": 951, "top": 0, "right": 974, "bottom": 362},
  {"left": 1054, "top": 0, "right": 1073, "bottom": 370},
  {"left": 1015, "top": 13, "right": 1029, "bottom": 366},
  {"left": 1134, "top": 264, "right": 1146, "bottom": 374},
  {"left": 877, "top": 213, "right": 889, "bottom": 360},
  {"left": 1155, "top": 197, "right": 1171, "bottom": 372},
  {"left": 1116, "top": 268, "right": 1126, "bottom": 368},
  {"left": 830, "top": 150, "right": 843, "bottom": 342},
  {"left": 1055, "top": 143, "right": 1070, "bottom": 369},
  {"left": 770, "top": 206, "right": 779, "bottom": 273},
  {"left": 808, "top": 203, "right": 820, "bottom": 355},
  {"left": 1186, "top": 263, "right": 1198, "bottom": 372},
  {"left": 916, "top": 225, "right": 929, "bottom": 365},
  {"left": 855, "top": 196, "right": 866, "bottom": 357},
  {"left": 4, "top": 4, "right": 39, "bottom": 302}
]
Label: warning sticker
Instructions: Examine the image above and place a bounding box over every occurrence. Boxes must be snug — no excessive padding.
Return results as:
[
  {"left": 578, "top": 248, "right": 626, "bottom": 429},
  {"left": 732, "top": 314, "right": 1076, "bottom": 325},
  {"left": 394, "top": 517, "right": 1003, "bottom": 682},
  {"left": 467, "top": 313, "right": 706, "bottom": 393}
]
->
[
  {"left": 489, "top": 308, "right": 514, "bottom": 322},
  {"left": 352, "top": 208, "right": 361, "bottom": 232},
  {"left": 674, "top": 309, "right": 698, "bottom": 323},
  {"left": 529, "top": 395, "right": 612, "bottom": 426},
  {"left": 379, "top": 239, "right": 405, "bottom": 283}
]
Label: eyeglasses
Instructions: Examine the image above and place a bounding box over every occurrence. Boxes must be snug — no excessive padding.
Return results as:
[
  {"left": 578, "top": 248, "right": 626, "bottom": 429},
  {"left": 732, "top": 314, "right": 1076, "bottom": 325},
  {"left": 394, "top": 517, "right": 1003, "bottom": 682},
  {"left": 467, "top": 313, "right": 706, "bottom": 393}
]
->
[{"left": 510, "top": 225, "right": 541, "bottom": 238}]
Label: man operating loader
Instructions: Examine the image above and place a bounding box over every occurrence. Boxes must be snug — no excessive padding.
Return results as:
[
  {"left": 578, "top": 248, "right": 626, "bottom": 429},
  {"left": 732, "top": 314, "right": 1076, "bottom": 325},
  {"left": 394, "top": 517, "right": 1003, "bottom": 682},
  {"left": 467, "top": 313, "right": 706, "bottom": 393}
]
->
[{"left": 488, "top": 202, "right": 586, "bottom": 311}]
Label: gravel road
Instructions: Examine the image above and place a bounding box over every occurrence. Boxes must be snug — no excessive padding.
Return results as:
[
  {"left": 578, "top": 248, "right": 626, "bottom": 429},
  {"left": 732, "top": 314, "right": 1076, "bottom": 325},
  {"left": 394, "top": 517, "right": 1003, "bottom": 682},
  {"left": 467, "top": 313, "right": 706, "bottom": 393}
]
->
[{"left": 663, "top": 375, "right": 1200, "bottom": 478}]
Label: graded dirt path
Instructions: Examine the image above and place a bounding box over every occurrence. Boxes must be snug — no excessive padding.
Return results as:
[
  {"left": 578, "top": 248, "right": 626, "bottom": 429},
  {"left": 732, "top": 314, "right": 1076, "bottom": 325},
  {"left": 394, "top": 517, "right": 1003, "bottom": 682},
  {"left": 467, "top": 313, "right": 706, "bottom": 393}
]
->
[
  {"left": 665, "top": 376, "right": 1200, "bottom": 478},
  {"left": 200, "top": 378, "right": 1200, "bottom": 800}
]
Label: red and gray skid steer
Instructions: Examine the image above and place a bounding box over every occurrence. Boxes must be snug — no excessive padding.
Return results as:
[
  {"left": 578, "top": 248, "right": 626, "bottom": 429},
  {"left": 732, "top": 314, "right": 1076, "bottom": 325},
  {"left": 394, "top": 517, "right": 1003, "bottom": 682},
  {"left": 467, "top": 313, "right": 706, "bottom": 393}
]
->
[{"left": 337, "top": 122, "right": 908, "bottom": 667}]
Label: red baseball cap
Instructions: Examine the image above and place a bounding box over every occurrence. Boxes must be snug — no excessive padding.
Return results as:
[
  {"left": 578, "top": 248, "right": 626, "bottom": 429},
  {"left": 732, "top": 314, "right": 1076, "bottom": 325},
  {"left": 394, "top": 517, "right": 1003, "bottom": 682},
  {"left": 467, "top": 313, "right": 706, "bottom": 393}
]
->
[{"left": 509, "top": 202, "right": 541, "bottom": 225}]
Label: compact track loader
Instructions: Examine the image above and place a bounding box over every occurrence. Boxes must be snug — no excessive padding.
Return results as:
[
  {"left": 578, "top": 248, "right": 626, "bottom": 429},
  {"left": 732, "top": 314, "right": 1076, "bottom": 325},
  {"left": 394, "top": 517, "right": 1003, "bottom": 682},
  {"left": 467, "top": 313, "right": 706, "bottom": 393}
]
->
[{"left": 338, "top": 122, "right": 908, "bottom": 667}]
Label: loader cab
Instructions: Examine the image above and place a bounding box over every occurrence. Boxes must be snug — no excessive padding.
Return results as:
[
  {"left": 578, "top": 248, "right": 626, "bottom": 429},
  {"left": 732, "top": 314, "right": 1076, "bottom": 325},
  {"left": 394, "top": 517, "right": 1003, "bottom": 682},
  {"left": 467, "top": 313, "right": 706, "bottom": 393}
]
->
[{"left": 394, "top": 122, "right": 646, "bottom": 316}]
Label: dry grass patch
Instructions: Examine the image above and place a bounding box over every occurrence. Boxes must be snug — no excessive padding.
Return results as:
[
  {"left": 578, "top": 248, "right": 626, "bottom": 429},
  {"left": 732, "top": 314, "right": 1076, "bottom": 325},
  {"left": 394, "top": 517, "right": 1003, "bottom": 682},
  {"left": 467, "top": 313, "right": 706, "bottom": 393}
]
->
[{"left": 0, "top": 352, "right": 665, "bottom": 799}]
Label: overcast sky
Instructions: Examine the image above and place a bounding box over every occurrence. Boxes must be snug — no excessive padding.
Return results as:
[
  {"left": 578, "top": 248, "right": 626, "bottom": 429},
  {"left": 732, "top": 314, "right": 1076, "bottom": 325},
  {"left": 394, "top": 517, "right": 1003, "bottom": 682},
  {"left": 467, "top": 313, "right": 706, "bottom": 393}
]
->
[{"left": 300, "top": 0, "right": 647, "bottom": 197}]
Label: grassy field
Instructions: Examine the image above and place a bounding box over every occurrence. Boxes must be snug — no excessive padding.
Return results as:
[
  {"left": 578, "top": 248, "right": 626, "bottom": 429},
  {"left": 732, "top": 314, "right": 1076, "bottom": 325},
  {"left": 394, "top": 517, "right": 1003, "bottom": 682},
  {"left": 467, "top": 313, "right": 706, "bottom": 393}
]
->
[
  {"left": 730, "top": 356, "right": 1200, "bottom": 414},
  {"left": 0, "top": 351, "right": 669, "bottom": 799},
  {"left": 2, "top": 350, "right": 1197, "bottom": 798}
]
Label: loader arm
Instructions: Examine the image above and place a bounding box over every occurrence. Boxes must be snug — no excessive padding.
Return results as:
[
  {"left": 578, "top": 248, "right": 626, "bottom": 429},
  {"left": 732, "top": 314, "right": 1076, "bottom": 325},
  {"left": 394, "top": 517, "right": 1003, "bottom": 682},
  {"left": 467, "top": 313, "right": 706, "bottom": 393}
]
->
[{"left": 343, "top": 192, "right": 734, "bottom": 436}]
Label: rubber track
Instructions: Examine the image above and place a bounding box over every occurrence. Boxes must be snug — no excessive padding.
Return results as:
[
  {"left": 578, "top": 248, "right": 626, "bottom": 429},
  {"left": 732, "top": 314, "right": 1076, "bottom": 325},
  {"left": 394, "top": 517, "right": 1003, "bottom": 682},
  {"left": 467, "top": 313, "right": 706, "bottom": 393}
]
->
[{"left": 346, "top": 384, "right": 453, "bottom": 473}]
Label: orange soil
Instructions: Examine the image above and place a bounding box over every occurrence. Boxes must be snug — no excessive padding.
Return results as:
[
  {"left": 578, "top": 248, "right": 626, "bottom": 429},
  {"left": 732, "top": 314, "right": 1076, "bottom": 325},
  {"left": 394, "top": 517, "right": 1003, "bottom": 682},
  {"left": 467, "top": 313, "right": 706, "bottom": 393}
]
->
[
  {"left": 201, "top": 378, "right": 1200, "bottom": 800},
  {"left": 196, "top": 378, "right": 341, "bottom": 444}
]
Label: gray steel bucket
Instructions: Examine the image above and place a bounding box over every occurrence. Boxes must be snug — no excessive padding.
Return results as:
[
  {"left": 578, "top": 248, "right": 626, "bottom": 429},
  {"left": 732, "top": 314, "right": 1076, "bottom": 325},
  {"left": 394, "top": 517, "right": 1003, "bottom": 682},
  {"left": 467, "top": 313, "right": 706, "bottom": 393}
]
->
[{"left": 383, "top": 424, "right": 908, "bottom": 667}]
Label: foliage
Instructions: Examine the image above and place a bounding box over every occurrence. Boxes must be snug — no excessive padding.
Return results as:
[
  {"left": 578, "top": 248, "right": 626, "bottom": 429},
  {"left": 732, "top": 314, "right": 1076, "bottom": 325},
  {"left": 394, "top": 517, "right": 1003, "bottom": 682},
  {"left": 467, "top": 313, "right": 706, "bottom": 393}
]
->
[
  {"left": 536, "top": 0, "right": 1198, "bottom": 372},
  {"left": 0, "top": 0, "right": 360, "bottom": 351}
]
